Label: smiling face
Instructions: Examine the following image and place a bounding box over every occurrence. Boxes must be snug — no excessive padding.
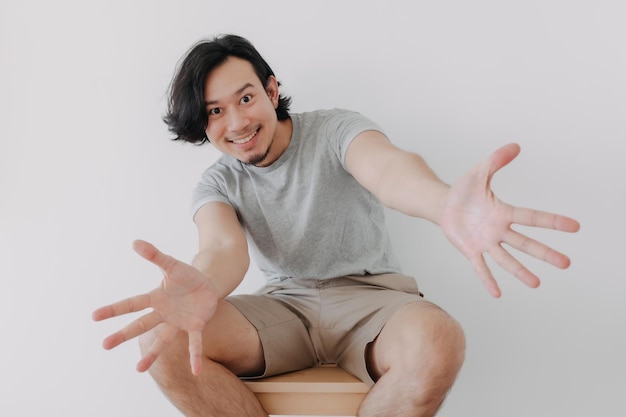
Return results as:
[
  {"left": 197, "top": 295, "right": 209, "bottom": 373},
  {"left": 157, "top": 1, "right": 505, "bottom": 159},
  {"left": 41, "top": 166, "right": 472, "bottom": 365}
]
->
[{"left": 204, "top": 57, "right": 291, "bottom": 166}]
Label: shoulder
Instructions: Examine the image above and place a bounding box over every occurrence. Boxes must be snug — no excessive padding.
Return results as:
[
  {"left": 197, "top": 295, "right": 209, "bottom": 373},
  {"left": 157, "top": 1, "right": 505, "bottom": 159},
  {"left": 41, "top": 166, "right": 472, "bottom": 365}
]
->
[
  {"left": 200, "top": 154, "right": 244, "bottom": 180},
  {"left": 293, "top": 108, "right": 361, "bottom": 123},
  {"left": 292, "top": 108, "right": 375, "bottom": 136},
  {"left": 193, "top": 155, "right": 244, "bottom": 201}
]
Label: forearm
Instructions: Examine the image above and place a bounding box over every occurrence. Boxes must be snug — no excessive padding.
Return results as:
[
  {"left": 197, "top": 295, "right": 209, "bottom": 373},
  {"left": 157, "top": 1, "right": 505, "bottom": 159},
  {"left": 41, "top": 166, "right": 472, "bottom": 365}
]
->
[
  {"left": 191, "top": 242, "right": 250, "bottom": 299},
  {"left": 374, "top": 152, "right": 450, "bottom": 224}
]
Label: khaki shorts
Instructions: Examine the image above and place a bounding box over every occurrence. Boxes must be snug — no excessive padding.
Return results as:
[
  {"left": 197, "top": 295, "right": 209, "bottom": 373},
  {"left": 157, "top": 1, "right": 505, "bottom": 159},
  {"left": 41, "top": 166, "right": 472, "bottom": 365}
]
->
[{"left": 226, "top": 273, "right": 428, "bottom": 387}]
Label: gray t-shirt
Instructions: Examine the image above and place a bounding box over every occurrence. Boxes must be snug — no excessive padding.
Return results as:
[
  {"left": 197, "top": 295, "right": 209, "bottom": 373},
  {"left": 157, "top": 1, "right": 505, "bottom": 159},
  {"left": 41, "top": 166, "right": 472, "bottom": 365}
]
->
[{"left": 191, "top": 108, "right": 402, "bottom": 281}]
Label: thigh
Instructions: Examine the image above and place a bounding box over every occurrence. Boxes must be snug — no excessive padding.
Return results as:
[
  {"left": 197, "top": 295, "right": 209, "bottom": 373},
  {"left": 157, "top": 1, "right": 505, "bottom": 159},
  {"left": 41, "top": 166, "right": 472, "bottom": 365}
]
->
[
  {"left": 320, "top": 274, "right": 427, "bottom": 386},
  {"left": 138, "top": 298, "right": 266, "bottom": 377},
  {"left": 200, "top": 298, "right": 266, "bottom": 376},
  {"left": 226, "top": 293, "right": 317, "bottom": 378}
]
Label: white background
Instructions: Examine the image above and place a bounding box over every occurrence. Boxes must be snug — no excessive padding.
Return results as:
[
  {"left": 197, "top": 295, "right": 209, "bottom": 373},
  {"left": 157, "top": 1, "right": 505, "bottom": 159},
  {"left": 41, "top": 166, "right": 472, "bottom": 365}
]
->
[{"left": 1, "top": 1, "right": 624, "bottom": 416}]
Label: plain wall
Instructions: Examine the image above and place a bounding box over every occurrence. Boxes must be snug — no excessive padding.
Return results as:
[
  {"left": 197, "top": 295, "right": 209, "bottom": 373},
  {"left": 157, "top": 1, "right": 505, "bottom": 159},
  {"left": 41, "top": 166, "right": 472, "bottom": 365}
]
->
[{"left": 1, "top": 0, "right": 624, "bottom": 416}]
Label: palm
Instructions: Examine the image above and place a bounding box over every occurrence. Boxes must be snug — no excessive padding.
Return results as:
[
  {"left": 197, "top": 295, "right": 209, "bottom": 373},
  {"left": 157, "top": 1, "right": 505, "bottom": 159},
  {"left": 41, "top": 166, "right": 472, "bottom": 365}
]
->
[
  {"left": 149, "top": 254, "right": 217, "bottom": 331},
  {"left": 439, "top": 143, "right": 580, "bottom": 297},
  {"left": 93, "top": 240, "right": 218, "bottom": 375}
]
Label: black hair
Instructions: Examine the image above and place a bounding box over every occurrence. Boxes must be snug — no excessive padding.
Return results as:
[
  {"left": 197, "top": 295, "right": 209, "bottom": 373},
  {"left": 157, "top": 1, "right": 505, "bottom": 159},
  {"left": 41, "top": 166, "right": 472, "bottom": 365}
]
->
[{"left": 163, "top": 34, "right": 292, "bottom": 144}]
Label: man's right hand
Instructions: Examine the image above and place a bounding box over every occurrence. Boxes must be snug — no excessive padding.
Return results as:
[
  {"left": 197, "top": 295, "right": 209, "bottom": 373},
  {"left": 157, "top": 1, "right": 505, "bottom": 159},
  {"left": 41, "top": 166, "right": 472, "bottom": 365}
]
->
[{"left": 92, "top": 239, "right": 219, "bottom": 376}]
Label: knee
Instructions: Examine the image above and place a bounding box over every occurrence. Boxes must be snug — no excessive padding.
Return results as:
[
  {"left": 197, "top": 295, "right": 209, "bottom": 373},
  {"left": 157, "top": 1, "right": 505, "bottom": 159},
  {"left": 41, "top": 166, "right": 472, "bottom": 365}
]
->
[
  {"left": 419, "top": 305, "right": 465, "bottom": 372},
  {"left": 410, "top": 304, "right": 465, "bottom": 369},
  {"left": 138, "top": 329, "right": 192, "bottom": 385},
  {"left": 379, "top": 303, "right": 466, "bottom": 378}
]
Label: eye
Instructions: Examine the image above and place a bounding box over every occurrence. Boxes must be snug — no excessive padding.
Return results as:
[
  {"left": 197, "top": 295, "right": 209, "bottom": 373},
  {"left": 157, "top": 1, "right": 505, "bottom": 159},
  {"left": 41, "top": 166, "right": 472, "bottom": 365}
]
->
[
  {"left": 208, "top": 107, "right": 221, "bottom": 116},
  {"left": 240, "top": 94, "right": 252, "bottom": 104}
]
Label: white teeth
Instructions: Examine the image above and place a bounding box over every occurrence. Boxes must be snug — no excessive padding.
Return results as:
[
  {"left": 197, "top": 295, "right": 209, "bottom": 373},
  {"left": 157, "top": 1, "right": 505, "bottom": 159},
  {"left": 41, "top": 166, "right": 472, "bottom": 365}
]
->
[{"left": 232, "top": 131, "right": 257, "bottom": 144}]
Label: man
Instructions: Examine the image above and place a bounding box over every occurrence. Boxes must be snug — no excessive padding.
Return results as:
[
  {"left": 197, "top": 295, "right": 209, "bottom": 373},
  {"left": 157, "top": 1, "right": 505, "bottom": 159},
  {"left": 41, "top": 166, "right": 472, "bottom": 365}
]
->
[{"left": 93, "top": 34, "right": 580, "bottom": 417}]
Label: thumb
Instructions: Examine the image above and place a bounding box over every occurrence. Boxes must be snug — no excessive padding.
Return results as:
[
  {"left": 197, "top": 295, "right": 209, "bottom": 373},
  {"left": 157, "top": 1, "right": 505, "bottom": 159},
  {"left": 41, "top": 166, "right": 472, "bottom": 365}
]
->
[
  {"left": 133, "top": 239, "right": 177, "bottom": 273},
  {"left": 487, "top": 142, "right": 521, "bottom": 178}
]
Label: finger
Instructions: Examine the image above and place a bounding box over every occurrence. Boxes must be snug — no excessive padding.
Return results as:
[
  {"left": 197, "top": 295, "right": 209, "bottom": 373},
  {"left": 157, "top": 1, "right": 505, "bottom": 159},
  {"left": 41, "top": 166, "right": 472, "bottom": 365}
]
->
[
  {"left": 102, "top": 311, "right": 162, "bottom": 350},
  {"left": 512, "top": 207, "right": 581, "bottom": 233},
  {"left": 92, "top": 293, "right": 151, "bottom": 321},
  {"left": 470, "top": 254, "right": 502, "bottom": 298},
  {"left": 487, "top": 143, "right": 521, "bottom": 178},
  {"left": 188, "top": 330, "right": 204, "bottom": 376},
  {"left": 136, "top": 324, "right": 178, "bottom": 373},
  {"left": 503, "top": 229, "right": 572, "bottom": 269},
  {"left": 132, "top": 239, "right": 178, "bottom": 274},
  {"left": 489, "top": 245, "right": 541, "bottom": 289}
]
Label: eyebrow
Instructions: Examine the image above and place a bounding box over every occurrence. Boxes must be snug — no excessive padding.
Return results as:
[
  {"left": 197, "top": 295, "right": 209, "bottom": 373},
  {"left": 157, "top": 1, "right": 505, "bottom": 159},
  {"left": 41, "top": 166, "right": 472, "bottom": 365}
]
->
[{"left": 205, "top": 83, "right": 254, "bottom": 106}]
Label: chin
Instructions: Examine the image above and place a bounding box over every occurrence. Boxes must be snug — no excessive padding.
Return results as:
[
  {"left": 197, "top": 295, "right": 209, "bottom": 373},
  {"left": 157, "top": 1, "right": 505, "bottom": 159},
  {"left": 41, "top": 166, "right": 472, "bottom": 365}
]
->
[
  {"left": 245, "top": 142, "right": 273, "bottom": 166},
  {"left": 245, "top": 155, "right": 268, "bottom": 166}
]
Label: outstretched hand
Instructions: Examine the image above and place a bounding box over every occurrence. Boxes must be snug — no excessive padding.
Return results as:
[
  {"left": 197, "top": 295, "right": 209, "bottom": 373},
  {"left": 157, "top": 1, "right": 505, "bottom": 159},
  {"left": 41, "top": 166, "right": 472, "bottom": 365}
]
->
[
  {"left": 92, "top": 240, "right": 219, "bottom": 375},
  {"left": 439, "top": 143, "right": 580, "bottom": 297}
]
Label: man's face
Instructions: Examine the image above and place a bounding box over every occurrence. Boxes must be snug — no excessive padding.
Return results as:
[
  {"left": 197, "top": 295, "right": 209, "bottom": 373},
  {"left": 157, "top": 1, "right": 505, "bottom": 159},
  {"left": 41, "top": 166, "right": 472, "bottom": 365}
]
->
[{"left": 204, "top": 57, "right": 281, "bottom": 166}]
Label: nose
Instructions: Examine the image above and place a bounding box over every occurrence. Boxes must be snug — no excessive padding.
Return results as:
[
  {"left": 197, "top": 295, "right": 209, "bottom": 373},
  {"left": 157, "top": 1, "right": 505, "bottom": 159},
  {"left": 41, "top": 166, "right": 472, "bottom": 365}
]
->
[{"left": 226, "top": 107, "right": 249, "bottom": 132}]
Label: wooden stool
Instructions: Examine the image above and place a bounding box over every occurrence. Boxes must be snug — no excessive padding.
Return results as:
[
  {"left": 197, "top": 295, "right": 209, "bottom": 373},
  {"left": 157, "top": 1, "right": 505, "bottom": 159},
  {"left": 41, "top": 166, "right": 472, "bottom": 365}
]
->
[{"left": 244, "top": 364, "right": 369, "bottom": 416}]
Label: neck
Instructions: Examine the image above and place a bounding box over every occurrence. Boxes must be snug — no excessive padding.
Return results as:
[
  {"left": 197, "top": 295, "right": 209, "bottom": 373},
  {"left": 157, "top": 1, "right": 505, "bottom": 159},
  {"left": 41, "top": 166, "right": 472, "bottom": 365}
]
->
[{"left": 261, "top": 117, "right": 292, "bottom": 166}]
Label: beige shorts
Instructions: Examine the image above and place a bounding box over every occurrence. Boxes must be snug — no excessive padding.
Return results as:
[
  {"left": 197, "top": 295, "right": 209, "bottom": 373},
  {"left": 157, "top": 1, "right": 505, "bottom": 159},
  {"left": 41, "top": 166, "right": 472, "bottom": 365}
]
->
[{"left": 226, "top": 273, "right": 428, "bottom": 387}]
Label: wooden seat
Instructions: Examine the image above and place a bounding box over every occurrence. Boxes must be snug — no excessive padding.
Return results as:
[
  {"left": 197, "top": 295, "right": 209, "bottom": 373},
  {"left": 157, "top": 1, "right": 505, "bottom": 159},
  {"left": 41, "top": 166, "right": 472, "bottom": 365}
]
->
[{"left": 244, "top": 364, "right": 369, "bottom": 416}]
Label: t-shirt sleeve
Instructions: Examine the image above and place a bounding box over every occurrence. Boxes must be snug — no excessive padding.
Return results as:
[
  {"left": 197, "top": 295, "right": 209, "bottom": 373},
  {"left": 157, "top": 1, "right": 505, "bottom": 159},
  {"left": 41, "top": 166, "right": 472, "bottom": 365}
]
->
[
  {"left": 190, "top": 169, "right": 232, "bottom": 220},
  {"left": 322, "top": 108, "right": 386, "bottom": 170}
]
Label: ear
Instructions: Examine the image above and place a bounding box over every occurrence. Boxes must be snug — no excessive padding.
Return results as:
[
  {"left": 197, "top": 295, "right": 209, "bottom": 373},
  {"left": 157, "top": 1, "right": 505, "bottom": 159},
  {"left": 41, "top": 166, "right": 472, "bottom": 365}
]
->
[{"left": 265, "top": 76, "right": 280, "bottom": 108}]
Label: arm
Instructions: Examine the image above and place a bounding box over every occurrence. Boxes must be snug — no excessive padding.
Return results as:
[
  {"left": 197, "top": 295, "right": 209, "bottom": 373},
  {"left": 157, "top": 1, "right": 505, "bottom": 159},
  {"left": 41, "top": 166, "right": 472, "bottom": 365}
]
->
[
  {"left": 192, "top": 201, "right": 250, "bottom": 299},
  {"left": 344, "top": 130, "right": 449, "bottom": 223},
  {"left": 92, "top": 201, "right": 250, "bottom": 374},
  {"left": 345, "top": 131, "right": 580, "bottom": 297}
]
